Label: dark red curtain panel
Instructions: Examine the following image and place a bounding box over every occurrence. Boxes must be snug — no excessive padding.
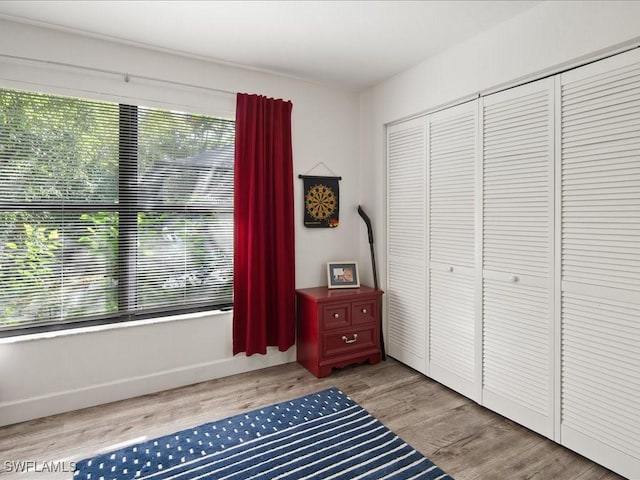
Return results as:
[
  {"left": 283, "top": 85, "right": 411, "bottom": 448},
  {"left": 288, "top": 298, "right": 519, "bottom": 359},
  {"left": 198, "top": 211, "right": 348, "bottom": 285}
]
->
[{"left": 233, "top": 93, "right": 295, "bottom": 356}]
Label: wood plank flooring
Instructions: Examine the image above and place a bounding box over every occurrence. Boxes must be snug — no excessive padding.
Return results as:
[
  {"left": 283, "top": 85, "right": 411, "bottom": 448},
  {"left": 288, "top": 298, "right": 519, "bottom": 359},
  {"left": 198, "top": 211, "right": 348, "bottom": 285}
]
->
[{"left": 0, "top": 359, "right": 625, "bottom": 480}]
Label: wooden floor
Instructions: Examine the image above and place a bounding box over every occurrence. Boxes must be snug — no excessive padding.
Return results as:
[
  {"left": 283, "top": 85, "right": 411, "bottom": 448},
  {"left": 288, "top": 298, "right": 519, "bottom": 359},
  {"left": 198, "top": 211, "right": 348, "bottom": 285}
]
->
[{"left": 0, "top": 358, "right": 625, "bottom": 480}]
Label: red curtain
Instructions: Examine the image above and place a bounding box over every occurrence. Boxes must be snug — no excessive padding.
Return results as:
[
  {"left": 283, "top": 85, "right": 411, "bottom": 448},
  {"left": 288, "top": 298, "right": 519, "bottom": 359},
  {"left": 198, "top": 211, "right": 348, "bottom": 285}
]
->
[{"left": 233, "top": 93, "right": 295, "bottom": 356}]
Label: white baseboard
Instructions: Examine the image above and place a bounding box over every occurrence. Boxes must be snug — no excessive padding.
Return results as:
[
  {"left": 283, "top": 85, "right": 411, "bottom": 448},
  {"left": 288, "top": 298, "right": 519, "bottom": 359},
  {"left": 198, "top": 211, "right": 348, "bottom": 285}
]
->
[{"left": 0, "top": 348, "right": 296, "bottom": 427}]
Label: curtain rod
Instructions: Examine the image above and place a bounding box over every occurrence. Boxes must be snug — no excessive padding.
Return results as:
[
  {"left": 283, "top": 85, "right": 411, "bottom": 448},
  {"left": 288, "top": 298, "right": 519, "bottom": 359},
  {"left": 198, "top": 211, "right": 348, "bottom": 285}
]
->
[{"left": 0, "top": 53, "right": 236, "bottom": 97}]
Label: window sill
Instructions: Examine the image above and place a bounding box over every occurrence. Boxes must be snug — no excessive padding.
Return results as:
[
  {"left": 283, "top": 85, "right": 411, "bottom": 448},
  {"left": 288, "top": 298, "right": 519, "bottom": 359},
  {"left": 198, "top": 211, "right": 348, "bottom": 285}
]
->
[{"left": 0, "top": 308, "right": 232, "bottom": 345}]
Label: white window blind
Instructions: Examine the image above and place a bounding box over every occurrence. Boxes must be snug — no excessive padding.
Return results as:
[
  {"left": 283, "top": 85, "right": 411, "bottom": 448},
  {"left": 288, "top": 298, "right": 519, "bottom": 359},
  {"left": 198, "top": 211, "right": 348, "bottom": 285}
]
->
[{"left": 0, "top": 89, "right": 234, "bottom": 334}]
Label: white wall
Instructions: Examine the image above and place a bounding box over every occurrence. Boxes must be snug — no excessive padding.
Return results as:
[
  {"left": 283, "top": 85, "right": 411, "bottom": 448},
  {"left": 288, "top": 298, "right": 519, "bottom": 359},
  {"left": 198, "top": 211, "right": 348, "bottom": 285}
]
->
[
  {"left": 358, "top": 0, "right": 640, "bottom": 314},
  {"left": 0, "top": 19, "right": 360, "bottom": 426}
]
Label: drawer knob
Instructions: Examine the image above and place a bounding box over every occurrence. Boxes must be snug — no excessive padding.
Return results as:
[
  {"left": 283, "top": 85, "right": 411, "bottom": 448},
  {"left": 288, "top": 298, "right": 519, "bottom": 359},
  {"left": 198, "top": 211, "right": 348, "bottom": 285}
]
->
[
  {"left": 342, "top": 334, "right": 358, "bottom": 344},
  {"left": 333, "top": 313, "right": 340, "bottom": 319},
  {"left": 361, "top": 308, "right": 367, "bottom": 314}
]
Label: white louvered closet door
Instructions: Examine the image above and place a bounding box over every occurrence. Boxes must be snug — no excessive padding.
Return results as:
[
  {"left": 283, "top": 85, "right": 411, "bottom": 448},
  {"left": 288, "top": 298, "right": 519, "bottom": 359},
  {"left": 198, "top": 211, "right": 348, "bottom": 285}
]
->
[
  {"left": 427, "top": 101, "right": 478, "bottom": 400},
  {"left": 386, "top": 117, "right": 428, "bottom": 374},
  {"left": 481, "top": 78, "right": 555, "bottom": 439},
  {"left": 559, "top": 48, "right": 640, "bottom": 479}
]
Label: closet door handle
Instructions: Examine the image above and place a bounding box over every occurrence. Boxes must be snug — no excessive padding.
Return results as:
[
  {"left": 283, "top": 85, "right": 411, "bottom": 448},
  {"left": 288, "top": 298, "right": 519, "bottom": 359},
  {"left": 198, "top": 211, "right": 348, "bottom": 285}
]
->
[
  {"left": 510, "top": 275, "right": 519, "bottom": 283},
  {"left": 448, "top": 266, "right": 454, "bottom": 272},
  {"left": 342, "top": 334, "right": 358, "bottom": 344}
]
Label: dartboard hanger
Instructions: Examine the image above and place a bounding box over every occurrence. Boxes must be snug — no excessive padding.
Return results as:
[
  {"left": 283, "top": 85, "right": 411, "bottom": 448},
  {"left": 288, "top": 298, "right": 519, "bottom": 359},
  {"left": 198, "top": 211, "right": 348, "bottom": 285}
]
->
[{"left": 298, "top": 161, "right": 341, "bottom": 180}]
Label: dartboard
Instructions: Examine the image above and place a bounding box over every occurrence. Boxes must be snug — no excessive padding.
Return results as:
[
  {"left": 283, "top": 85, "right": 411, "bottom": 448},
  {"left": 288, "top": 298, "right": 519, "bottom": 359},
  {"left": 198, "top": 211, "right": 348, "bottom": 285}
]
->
[{"left": 305, "top": 184, "right": 337, "bottom": 221}]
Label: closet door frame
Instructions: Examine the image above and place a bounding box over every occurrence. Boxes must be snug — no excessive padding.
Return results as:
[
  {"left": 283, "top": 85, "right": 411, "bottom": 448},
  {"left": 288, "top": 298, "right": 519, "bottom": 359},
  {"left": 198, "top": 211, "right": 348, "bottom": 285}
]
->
[{"left": 553, "top": 74, "right": 563, "bottom": 443}]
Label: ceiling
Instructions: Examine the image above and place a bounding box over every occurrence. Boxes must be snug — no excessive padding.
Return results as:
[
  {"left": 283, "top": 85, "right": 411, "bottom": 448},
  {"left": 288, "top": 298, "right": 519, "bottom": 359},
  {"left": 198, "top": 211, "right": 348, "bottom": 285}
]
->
[{"left": 0, "top": 0, "right": 541, "bottom": 90}]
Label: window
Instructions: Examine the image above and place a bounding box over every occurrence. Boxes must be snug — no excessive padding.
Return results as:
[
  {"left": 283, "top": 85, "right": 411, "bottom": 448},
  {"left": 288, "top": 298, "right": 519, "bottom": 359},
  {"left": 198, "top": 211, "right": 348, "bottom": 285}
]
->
[{"left": 0, "top": 89, "right": 234, "bottom": 336}]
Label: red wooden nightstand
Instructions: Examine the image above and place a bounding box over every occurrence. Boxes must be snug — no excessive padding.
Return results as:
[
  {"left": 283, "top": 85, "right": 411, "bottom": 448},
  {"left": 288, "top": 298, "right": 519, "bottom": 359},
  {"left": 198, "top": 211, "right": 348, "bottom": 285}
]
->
[{"left": 296, "top": 285, "right": 383, "bottom": 378}]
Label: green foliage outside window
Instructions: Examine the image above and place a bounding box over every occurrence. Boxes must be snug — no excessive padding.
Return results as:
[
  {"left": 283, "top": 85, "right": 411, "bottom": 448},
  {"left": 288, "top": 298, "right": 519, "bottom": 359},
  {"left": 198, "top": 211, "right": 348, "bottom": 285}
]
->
[{"left": 0, "top": 89, "right": 234, "bottom": 331}]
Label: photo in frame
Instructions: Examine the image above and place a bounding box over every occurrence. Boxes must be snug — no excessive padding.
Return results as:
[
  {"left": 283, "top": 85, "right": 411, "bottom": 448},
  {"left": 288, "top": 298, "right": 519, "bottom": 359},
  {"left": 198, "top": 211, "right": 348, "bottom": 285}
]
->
[{"left": 327, "top": 261, "right": 360, "bottom": 289}]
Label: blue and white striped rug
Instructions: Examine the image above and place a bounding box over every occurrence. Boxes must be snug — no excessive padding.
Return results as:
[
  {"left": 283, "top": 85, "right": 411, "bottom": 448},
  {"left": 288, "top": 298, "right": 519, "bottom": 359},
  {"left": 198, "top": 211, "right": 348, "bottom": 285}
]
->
[{"left": 74, "top": 388, "right": 453, "bottom": 480}]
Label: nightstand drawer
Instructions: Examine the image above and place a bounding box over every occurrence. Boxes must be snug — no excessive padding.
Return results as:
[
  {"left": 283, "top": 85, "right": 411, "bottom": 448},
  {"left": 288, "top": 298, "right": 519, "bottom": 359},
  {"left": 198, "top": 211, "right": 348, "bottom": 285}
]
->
[
  {"left": 352, "top": 300, "right": 377, "bottom": 325},
  {"left": 321, "top": 303, "right": 351, "bottom": 329},
  {"left": 322, "top": 327, "right": 376, "bottom": 358}
]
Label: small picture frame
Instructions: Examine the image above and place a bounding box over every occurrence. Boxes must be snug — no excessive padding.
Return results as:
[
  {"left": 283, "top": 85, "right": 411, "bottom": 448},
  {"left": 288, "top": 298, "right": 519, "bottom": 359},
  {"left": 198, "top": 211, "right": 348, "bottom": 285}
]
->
[{"left": 327, "top": 261, "right": 360, "bottom": 289}]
